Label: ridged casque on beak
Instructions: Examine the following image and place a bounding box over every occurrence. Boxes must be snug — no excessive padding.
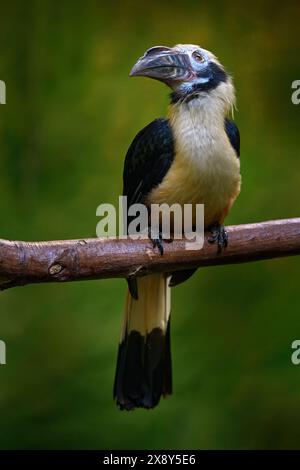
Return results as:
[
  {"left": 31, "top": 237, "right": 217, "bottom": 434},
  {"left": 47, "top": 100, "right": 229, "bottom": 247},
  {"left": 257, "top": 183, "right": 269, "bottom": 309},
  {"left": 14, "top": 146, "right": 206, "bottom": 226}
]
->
[{"left": 130, "top": 46, "right": 195, "bottom": 84}]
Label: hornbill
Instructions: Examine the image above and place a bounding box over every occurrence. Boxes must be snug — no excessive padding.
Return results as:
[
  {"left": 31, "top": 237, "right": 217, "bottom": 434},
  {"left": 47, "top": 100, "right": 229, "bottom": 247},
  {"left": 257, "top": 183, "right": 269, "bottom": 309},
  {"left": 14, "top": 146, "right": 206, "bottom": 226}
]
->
[{"left": 113, "top": 44, "right": 241, "bottom": 410}]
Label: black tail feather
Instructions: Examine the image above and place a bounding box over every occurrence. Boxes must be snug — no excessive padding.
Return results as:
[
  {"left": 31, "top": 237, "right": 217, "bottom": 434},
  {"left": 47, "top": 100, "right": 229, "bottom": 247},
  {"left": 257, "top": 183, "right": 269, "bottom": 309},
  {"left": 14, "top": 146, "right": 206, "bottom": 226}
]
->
[{"left": 113, "top": 320, "right": 172, "bottom": 410}]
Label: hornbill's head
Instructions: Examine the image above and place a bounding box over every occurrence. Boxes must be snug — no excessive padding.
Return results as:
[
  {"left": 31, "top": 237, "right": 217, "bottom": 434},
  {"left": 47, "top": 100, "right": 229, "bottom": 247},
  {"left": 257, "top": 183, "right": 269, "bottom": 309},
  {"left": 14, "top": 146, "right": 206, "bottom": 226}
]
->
[{"left": 130, "top": 44, "right": 233, "bottom": 104}]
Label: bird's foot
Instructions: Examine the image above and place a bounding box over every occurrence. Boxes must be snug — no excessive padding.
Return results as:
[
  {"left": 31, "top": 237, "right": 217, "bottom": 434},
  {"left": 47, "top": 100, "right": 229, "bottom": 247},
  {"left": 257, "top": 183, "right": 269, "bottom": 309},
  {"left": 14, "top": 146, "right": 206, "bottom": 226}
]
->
[
  {"left": 208, "top": 222, "right": 228, "bottom": 252},
  {"left": 149, "top": 229, "right": 164, "bottom": 255}
]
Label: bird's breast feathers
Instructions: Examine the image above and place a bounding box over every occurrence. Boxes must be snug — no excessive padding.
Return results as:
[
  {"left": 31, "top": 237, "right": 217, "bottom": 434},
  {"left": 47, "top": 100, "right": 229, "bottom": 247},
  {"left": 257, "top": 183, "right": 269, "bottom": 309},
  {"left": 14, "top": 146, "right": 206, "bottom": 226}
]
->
[{"left": 147, "top": 101, "right": 241, "bottom": 226}]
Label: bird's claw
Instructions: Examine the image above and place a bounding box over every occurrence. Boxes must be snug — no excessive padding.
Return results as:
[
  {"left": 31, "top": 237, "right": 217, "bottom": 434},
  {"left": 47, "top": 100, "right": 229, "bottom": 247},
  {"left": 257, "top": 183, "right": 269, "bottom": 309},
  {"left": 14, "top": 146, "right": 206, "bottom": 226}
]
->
[
  {"left": 149, "top": 229, "right": 164, "bottom": 255},
  {"left": 208, "top": 223, "right": 228, "bottom": 252}
]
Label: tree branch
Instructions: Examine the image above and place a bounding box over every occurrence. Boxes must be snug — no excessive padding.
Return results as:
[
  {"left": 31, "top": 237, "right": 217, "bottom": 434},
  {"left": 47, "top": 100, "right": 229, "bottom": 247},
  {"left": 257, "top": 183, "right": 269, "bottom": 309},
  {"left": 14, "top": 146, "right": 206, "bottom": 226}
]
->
[{"left": 0, "top": 218, "right": 300, "bottom": 291}]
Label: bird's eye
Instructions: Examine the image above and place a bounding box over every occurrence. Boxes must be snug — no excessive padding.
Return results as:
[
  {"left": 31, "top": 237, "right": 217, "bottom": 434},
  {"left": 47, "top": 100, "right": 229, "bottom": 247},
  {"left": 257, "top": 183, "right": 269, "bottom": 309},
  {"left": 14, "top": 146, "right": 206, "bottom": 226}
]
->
[{"left": 192, "top": 51, "right": 205, "bottom": 62}]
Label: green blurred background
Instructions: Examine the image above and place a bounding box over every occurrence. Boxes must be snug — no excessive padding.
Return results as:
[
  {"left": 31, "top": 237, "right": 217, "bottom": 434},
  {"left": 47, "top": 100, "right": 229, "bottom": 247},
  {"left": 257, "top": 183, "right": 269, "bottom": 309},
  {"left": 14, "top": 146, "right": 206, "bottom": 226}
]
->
[{"left": 0, "top": 0, "right": 300, "bottom": 450}]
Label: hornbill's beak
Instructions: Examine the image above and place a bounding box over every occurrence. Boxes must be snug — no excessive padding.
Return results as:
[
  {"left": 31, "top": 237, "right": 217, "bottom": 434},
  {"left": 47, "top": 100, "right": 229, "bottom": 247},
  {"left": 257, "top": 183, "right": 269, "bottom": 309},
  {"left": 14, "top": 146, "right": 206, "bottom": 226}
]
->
[{"left": 130, "top": 46, "right": 195, "bottom": 84}]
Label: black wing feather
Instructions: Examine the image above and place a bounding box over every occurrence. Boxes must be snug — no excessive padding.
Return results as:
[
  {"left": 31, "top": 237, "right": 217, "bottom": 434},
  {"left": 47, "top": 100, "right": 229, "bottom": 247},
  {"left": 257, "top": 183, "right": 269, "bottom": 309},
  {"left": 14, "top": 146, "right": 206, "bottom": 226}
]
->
[
  {"left": 225, "top": 118, "right": 240, "bottom": 158},
  {"left": 123, "top": 118, "right": 174, "bottom": 206}
]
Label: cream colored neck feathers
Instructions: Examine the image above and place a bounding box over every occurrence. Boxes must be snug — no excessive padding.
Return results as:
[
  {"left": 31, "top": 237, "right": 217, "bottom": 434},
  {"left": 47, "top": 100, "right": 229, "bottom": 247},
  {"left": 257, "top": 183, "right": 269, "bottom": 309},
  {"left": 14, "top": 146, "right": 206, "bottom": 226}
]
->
[{"left": 147, "top": 78, "right": 241, "bottom": 227}]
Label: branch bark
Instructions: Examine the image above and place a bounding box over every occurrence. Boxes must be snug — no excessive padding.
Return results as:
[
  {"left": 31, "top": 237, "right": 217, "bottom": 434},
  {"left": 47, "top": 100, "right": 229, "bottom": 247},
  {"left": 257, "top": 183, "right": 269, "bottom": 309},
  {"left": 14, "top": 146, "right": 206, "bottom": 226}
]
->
[{"left": 0, "top": 218, "right": 300, "bottom": 291}]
